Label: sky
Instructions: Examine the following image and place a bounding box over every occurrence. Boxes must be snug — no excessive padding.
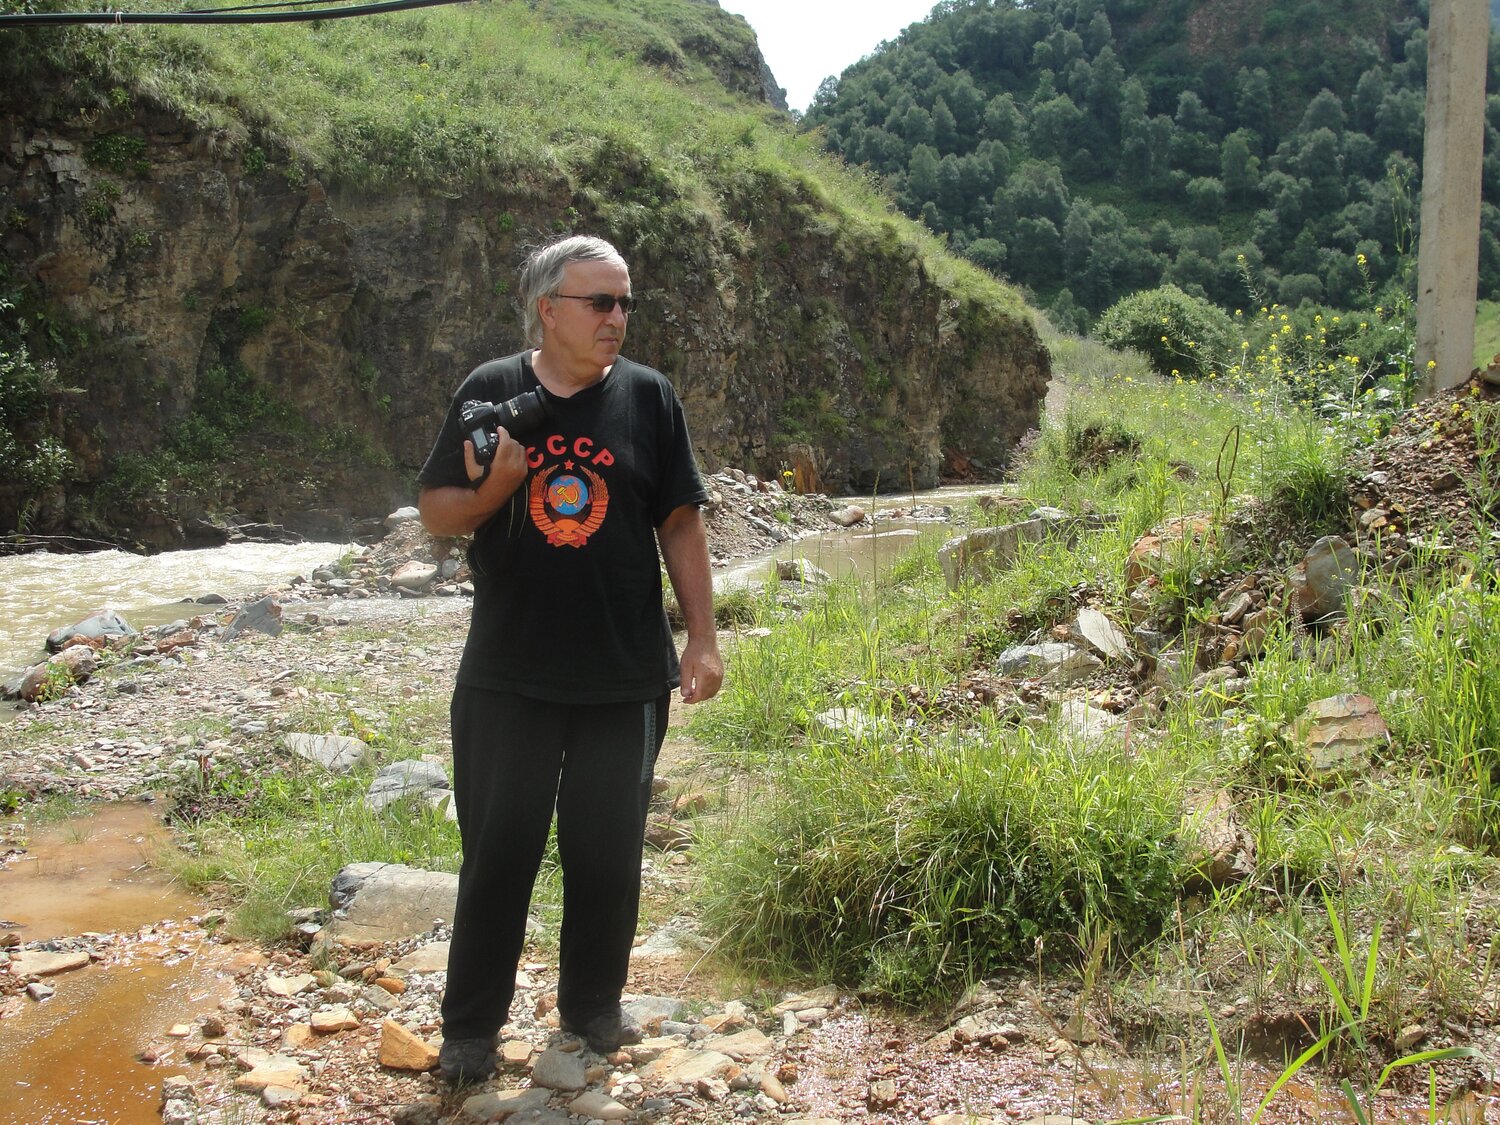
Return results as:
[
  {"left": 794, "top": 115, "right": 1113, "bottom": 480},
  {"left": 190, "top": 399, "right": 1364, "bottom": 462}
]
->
[{"left": 721, "top": 1, "right": 938, "bottom": 114}]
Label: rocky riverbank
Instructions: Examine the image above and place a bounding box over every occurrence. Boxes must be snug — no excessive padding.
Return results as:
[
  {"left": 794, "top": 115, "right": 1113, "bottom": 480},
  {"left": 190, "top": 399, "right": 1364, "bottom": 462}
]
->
[{"left": 5, "top": 469, "right": 1104, "bottom": 1125}]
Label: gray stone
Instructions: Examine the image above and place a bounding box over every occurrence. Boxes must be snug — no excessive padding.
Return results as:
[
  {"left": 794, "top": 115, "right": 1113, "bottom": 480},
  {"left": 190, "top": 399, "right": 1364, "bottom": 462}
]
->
[
  {"left": 393, "top": 941, "right": 450, "bottom": 974},
  {"left": 461, "top": 1087, "right": 552, "bottom": 1121},
  {"left": 624, "top": 995, "right": 686, "bottom": 1026},
  {"left": 937, "top": 514, "right": 1109, "bottom": 590},
  {"left": 1286, "top": 693, "right": 1388, "bottom": 782},
  {"left": 221, "top": 596, "right": 283, "bottom": 641},
  {"left": 1054, "top": 699, "right": 1124, "bottom": 745},
  {"left": 702, "top": 1028, "right": 774, "bottom": 1061},
  {"left": 385, "top": 506, "right": 421, "bottom": 528},
  {"left": 9, "top": 950, "right": 90, "bottom": 977},
  {"left": 285, "top": 732, "right": 372, "bottom": 774},
  {"left": 530, "top": 1045, "right": 587, "bottom": 1091},
  {"left": 391, "top": 562, "right": 439, "bottom": 592},
  {"left": 366, "top": 760, "right": 451, "bottom": 812},
  {"left": 569, "top": 1090, "right": 633, "bottom": 1120},
  {"left": 639, "top": 1046, "right": 734, "bottom": 1084},
  {"left": 46, "top": 610, "right": 135, "bottom": 652},
  {"left": 995, "top": 642, "right": 1101, "bottom": 683},
  {"left": 775, "top": 558, "right": 833, "bottom": 585},
  {"left": 810, "top": 707, "right": 890, "bottom": 740},
  {"left": 1298, "top": 535, "right": 1359, "bottom": 621},
  {"left": 325, "top": 863, "right": 458, "bottom": 942},
  {"left": 1075, "top": 607, "right": 1131, "bottom": 660}
]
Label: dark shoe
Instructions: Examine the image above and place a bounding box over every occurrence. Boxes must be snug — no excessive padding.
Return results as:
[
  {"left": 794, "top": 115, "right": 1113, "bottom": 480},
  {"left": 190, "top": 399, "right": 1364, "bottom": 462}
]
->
[
  {"left": 438, "top": 1036, "right": 496, "bottom": 1084},
  {"left": 561, "top": 1008, "right": 643, "bottom": 1054}
]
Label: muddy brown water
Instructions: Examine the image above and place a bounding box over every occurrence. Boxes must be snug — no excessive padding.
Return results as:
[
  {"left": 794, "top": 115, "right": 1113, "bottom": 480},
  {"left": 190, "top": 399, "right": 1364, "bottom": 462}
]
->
[{"left": 0, "top": 804, "right": 229, "bottom": 1125}]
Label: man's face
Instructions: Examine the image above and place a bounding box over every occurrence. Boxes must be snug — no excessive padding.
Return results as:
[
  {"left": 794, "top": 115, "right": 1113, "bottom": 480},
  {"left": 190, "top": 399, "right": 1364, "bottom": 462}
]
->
[{"left": 540, "top": 259, "right": 631, "bottom": 375}]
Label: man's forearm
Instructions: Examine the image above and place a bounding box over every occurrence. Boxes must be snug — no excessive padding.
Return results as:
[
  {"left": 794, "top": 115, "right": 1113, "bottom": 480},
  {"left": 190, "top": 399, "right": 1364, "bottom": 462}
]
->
[
  {"left": 658, "top": 505, "right": 715, "bottom": 637},
  {"left": 418, "top": 479, "right": 519, "bottom": 537}
]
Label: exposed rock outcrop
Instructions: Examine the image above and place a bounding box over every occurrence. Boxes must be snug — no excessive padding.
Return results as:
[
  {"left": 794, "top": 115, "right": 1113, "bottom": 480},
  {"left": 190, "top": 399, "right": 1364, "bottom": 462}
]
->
[{"left": 1, "top": 58, "right": 1047, "bottom": 548}]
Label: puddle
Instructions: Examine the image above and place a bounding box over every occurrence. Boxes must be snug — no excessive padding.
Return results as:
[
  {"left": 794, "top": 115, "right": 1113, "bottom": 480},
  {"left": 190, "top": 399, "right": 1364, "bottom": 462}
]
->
[
  {"left": 0, "top": 803, "right": 230, "bottom": 1125},
  {"left": 1, "top": 942, "right": 234, "bottom": 1125},
  {"left": 0, "top": 802, "right": 202, "bottom": 942}
]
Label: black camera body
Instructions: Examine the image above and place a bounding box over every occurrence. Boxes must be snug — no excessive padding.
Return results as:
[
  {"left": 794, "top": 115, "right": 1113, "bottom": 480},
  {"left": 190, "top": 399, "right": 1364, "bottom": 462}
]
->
[{"left": 460, "top": 388, "right": 553, "bottom": 465}]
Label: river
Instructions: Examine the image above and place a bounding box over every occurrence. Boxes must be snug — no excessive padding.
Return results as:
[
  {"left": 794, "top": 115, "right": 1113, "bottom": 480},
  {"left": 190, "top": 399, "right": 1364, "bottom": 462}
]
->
[
  {"left": 0, "top": 483, "right": 1003, "bottom": 681},
  {"left": 0, "top": 542, "right": 352, "bottom": 680}
]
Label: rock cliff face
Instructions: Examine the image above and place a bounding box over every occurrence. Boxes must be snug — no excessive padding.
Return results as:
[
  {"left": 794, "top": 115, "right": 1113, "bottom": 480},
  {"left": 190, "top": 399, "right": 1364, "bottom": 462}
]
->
[{"left": 1, "top": 83, "right": 1047, "bottom": 547}]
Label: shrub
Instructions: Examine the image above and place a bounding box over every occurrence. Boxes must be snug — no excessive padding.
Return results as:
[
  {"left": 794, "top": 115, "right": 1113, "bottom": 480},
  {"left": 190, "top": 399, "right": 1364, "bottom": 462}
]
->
[
  {"left": 1094, "top": 284, "right": 1234, "bottom": 379},
  {"left": 700, "top": 724, "right": 1184, "bottom": 1003}
]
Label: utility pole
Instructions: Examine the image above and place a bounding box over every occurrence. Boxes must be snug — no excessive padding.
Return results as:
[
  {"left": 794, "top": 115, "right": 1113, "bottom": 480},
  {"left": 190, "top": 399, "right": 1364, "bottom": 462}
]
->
[{"left": 1414, "top": 0, "right": 1487, "bottom": 398}]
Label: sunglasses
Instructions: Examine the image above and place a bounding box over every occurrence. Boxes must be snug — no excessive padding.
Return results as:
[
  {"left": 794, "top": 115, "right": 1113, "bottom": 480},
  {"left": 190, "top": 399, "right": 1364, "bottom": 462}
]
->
[{"left": 555, "top": 292, "right": 636, "bottom": 315}]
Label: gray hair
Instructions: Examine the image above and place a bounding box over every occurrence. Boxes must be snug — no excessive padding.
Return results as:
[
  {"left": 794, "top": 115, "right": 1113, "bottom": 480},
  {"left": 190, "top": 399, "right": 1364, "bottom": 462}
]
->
[{"left": 518, "top": 235, "right": 628, "bottom": 347}]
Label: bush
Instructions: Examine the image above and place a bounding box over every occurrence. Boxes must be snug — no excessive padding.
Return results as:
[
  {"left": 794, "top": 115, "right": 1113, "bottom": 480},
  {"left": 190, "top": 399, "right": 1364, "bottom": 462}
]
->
[
  {"left": 1094, "top": 284, "right": 1234, "bottom": 379},
  {"left": 700, "top": 726, "right": 1183, "bottom": 1003}
]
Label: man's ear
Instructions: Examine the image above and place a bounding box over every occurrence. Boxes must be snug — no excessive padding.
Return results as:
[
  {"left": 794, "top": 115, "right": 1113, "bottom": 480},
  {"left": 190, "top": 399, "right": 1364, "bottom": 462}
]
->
[{"left": 537, "top": 295, "right": 558, "bottom": 334}]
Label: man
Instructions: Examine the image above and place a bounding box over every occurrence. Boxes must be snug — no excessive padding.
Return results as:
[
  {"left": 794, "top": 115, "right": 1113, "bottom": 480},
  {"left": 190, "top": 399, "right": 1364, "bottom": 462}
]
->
[{"left": 417, "top": 234, "right": 723, "bottom": 1084}]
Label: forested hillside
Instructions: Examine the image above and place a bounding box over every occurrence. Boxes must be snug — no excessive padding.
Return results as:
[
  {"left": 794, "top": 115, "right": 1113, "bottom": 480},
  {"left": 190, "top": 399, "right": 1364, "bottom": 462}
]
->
[{"left": 807, "top": 0, "right": 1500, "bottom": 330}]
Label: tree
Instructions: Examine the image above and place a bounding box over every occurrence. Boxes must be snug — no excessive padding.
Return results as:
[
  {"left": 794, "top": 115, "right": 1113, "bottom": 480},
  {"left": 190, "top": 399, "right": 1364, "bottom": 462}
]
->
[
  {"left": 1292, "top": 127, "right": 1348, "bottom": 212},
  {"left": 1010, "top": 217, "right": 1063, "bottom": 283},
  {"left": 1221, "top": 129, "right": 1261, "bottom": 202},
  {"left": 965, "top": 237, "right": 1007, "bottom": 273},
  {"left": 1029, "top": 94, "right": 1085, "bottom": 161},
  {"left": 1186, "top": 176, "right": 1225, "bottom": 219},
  {"left": 1082, "top": 9, "right": 1113, "bottom": 56},
  {"left": 984, "top": 93, "right": 1023, "bottom": 143},
  {"left": 937, "top": 153, "right": 968, "bottom": 218},
  {"left": 1234, "top": 66, "right": 1275, "bottom": 146},
  {"left": 810, "top": 76, "right": 841, "bottom": 115},
  {"left": 1086, "top": 45, "right": 1126, "bottom": 143},
  {"left": 1297, "top": 89, "right": 1348, "bottom": 136},
  {"left": 901, "top": 103, "right": 936, "bottom": 148},
  {"left": 932, "top": 96, "right": 960, "bottom": 152},
  {"left": 1048, "top": 287, "right": 1090, "bottom": 335},
  {"left": 905, "top": 144, "right": 940, "bottom": 211},
  {"left": 1063, "top": 203, "right": 1094, "bottom": 276},
  {"left": 1277, "top": 273, "right": 1325, "bottom": 307},
  {"left": 1175, "top": 90, "right": 1218, "bottom": 137},
  {"left": 1352, "top": 69, "right": 1389, "bottom": 134},
  {"left": 1008, "top": 159, "right": 1069, "bottom": 225},
  {"left": 1094, "top": 284, "right": 1234, "bottom": 378}
]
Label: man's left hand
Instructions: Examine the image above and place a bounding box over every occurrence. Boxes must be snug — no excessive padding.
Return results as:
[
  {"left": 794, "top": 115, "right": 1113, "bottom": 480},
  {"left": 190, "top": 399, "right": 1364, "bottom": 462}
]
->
[{"left": 678, "top": 635, "right": 723, "bottom": 704}]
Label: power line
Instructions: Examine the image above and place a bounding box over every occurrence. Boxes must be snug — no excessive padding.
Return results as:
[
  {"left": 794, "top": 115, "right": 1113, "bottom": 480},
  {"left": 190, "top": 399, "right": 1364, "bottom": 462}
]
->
[{"left": 0, "top": 0, "right": 473, "bottom": 27}]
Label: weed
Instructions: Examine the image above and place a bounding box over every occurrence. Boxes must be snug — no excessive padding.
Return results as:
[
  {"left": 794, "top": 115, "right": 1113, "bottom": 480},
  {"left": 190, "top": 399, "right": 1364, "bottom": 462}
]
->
[{"left": 85, "top": 134, "right": 149, "bottom": 176}]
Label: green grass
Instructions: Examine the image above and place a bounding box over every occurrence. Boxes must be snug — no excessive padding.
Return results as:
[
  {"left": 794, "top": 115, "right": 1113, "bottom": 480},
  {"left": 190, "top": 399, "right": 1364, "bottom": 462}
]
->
[
  {"left": 1476, "top": 299, "right": 1500, "bottom": 369},
  {"left": 12, "top": 1, "right": 1023, "bottom": 322},
  {"left": 685, "top": 320, "right": 1500, "bottom": 1112}
]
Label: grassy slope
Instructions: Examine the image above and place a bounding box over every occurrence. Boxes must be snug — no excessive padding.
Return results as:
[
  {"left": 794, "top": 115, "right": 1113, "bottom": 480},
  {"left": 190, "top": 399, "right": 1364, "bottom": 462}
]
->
[
  {"left": 30, "top": 0, "right": 1022, "bottom": 318},
  {"left": 1477, "top": 299, "right": 1500, "bottom": 368}
]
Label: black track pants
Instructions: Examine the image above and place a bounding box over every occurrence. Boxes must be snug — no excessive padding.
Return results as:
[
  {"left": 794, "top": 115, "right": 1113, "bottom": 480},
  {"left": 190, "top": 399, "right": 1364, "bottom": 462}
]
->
[{"left": 440, "top": 685, "right": 669, "bottom": 1040}]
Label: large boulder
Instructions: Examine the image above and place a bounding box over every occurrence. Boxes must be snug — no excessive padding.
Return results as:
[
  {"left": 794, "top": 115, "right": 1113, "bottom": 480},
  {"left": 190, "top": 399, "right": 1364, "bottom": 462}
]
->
[
  {"left": 46, "top": 610, "right": 135, "bottom": 653},
  {"left": 326, "top": 862, "right": 459, "bottom": 942}
]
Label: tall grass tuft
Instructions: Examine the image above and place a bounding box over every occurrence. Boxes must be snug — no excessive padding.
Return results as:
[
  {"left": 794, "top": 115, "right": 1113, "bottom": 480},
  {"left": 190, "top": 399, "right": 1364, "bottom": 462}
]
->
[{"left": 699, "top": 716, "right": 1184, "bottom": 1003}]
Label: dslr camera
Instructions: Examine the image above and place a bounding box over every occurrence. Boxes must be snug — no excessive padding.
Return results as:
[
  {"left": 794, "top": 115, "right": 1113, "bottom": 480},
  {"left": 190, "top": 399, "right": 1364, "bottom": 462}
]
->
[{"left": 460, "top": 388, "right": 553, "bottom": 465}]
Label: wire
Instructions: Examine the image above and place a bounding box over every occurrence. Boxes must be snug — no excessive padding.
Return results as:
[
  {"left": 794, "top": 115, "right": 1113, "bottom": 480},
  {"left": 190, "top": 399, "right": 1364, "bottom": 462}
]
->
[
  {"left": 0, "top": 0, "right": 473, "bottom": 27},
  {"left": 183, "top": 0, "right": 350, "bottom": 13}
]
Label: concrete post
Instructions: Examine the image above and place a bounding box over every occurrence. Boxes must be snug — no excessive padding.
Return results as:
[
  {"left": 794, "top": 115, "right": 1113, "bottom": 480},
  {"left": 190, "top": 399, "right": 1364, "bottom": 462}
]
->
[{"left": 1414, "top": 0, "right": 1487, "bottom": 398}]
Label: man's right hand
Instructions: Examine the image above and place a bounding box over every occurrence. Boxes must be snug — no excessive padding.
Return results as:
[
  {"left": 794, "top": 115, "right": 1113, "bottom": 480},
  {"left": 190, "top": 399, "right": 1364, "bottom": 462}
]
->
[
  {"left": 419, "top": 430, "right": 528, "bottom": 538},
  {"left": 465, "top": 428, "right": 528, "bottom": 499}
]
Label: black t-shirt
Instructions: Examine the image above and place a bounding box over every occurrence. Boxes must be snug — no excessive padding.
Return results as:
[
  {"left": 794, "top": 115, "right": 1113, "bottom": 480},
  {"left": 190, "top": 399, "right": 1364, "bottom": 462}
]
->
[{"left": 418, "top": 352, "right": 707, "bottom": 703}]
